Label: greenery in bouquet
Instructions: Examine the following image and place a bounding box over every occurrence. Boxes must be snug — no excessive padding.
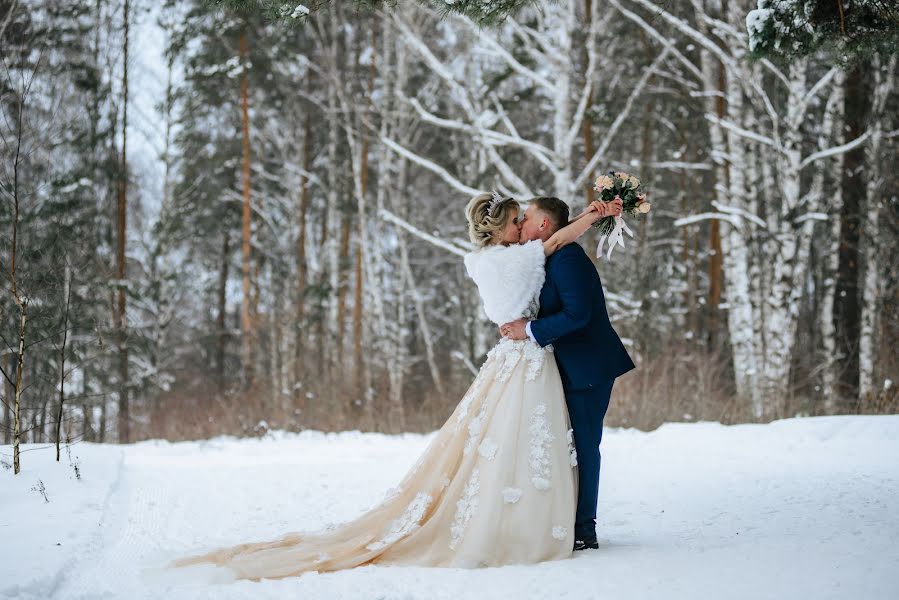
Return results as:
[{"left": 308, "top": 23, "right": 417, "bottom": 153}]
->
[{"left": 591, "top": 171, "right": 650, "bottom": 236}]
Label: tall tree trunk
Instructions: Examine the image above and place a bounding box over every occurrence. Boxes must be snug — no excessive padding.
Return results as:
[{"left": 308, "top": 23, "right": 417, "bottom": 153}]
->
[
  {"left": 3, "top": 354, "right": 10, "bottom": 444},
  {"left": 353, "top": 24, "right": 377, "bottom": 417},
  {"left": 375, "top": 13, "right": 400, "bottom": 431},
  {"left": 56, "top": 263, "right": 72, "bottom": 461},
  {"left": 551, "top": 0, "right": 574, "bottom": 197},
  {"left": 721, "top": 60, "right": 761, "bottom": 416},
  {"left": 706, "top": 61, "right": 726, "bottom": 350},
  {"left": 10, "top": 117, "right": 26, "bottom": 466},
  {"left": 217, "top": 230, "right": 231, "bottom": 390},
  {"left": 582, "top": 0, "right": 595, "bottom": 206},
  {"left": 323, "top": 10, "right": 342, "bottom": 427},
  {"left": 399, "top": 237, "right": 444, "bottom": 397},
  {"left": 239, "top": 27, "right": 254, "bottom": 390},
  {"left": 386, "top": 153, "right": 411, "bottom": 433},
  {"left": 336, "top": 211, "right": 352, "bottom": 347},
  {"left": 760, "top": 60, "right": 808, "bottom": 416},
  {"left": 834, "top": 62, "right": 868, "bottom": 408},
  {"left": 859, "top": 55, "right": 896, "bottom": 398},
  {"left": 115, "top": 0, "right": 131, "bottom": 443},
  {"left": 815, "top": 72, "right": 845, "bottom": 414},
  {"left": 81, "top": 362, "right": 94, "bottom": 442},
  {"left": 13, "top": 300, "right": 26, "bottom": 474},
  {"left": 294, "top": 113, "right": 311, "bottom": 414}
]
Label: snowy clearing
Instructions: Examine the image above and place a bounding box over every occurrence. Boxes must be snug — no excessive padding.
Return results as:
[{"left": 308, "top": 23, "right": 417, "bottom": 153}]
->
[{"left": 2, "top": 416, "right": 898, "bottom": 600}]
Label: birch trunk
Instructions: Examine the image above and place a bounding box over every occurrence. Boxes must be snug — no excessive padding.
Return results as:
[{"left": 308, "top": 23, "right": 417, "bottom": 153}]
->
[
  {"left": 819, "top": 73, "right": 845, "bottom": 414},
  {"left": 859, "top": 55, "right": 897, "bottom": 398},
  {"left": 760, "top": 60, "right": 807, "bottom": 416},
  {"left": 721, "top": 62, "right": 762, "bottom": 415},
  {"left": 377, "top": 13, "right": 404, "bottom": 432}
]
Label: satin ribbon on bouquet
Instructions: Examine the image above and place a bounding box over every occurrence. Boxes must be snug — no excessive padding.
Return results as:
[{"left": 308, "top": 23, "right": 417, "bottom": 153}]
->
[{"left": 596, "top": 215, "right": 634, "bottom": 261}]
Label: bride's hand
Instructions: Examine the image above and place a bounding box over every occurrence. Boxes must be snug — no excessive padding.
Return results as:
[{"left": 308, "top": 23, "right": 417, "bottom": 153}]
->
[
  {"left": 609, "top": 197, "right": 624, "bottom": 217},
  {"left": 573, "top": 200, "right": 605, "bottom": 222},
  {"left": 588, "top": 201, "right": 609, "bottom": 220}
]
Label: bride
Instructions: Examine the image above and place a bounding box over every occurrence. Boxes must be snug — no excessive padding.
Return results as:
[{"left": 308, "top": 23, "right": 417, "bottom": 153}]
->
[{"left": 173, "top": 192, "right": 611, "bottom": 580}]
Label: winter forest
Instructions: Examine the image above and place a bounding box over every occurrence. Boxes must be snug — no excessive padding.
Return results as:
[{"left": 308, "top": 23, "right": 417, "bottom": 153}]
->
[{"left": 2, "top": 0, "right": 897, "bottom": 460}]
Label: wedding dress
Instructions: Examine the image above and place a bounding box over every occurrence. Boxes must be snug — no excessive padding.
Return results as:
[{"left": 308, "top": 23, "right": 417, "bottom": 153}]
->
[{"left": 173, "top": 240, "right": 577, "bottom": 580}]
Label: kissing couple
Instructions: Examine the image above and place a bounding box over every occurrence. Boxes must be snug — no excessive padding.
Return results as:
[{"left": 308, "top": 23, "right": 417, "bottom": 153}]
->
[{"left": 174, "top": 193, "right": 635, "bottom": 580}]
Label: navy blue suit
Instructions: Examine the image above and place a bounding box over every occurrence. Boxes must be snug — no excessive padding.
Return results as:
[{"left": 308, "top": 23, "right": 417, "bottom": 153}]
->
[{"left": 529, "top": 242, "right": 635, "bottom": 540}]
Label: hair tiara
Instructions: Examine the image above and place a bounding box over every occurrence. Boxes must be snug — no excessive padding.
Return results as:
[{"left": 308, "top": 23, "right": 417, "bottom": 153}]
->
[{"left": 487, "top": 191, "right": 504, "bottom": 217}]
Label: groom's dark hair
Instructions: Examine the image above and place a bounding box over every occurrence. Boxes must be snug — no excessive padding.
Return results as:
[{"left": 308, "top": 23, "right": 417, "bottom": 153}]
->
[{"left": 530, "top": 196, "right": 570, "bottom": 232}]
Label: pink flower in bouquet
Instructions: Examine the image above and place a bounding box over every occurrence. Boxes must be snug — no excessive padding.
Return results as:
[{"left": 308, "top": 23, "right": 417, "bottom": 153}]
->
[
  {"left": 594, "top": 175, "right": 615, "bottom": 190},
  {"left": 638, "top": 201, "right": 651, "bottom": 214}
]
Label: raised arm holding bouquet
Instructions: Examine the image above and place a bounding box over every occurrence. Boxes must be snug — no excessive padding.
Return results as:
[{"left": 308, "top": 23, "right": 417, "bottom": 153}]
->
[{"left": 592, "top": 171, "right": 651, "bottom": 260}]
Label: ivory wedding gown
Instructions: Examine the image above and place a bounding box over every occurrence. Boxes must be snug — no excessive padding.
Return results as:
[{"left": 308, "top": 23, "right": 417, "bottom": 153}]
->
[{"left": 173, "top": 240, "right": 577, "bottom": 580}]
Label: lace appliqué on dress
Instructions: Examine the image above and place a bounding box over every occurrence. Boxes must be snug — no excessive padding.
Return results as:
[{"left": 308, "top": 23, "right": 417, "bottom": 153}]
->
[
  {"left": 528, "top": 403, "right": 554, "bottom": 491},
  {"left": 502, "top": 487, "right": 522, "bottom": 504},
  {"left": 455, "top": 367, "right": 488, "bottom": 431},
  {"left": 477, "top": 438, "right": 498, "bottom": 461},
  {"left": 567, "top": 428, "right": 578, "bottom": 467},
  {"left": 366, "top": 492, "right": 432, "bottom": 551},
  {"left": 463, "top": 399, "right": 490, "bottom": 457},
  {"left": 522, "top": 342, "right": 546, "bottom": 382},
  {"left": 487, "top": 338, "right": 546, "bottom": 384},
  {"left": 450, "top": 468, "right": 480, "bottom": 550},
  {"left": 489, "top": 339, "right": 522, "bottom": 383}
]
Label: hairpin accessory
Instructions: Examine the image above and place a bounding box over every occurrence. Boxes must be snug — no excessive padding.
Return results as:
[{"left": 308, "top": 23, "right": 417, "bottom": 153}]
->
[{"left": 487, "top": 191, "right": 504, "bottom": 216}]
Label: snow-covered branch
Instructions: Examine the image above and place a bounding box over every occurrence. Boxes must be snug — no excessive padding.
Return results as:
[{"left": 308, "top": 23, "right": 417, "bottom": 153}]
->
[
  {"left": 799, "top": 131, "right": 871, "bottom": 170},
  {"left": 573, "top": 47, "right": 671, "bottom": 191},
  {"left": 381, "top": 137, "right": 481, "bottom": 197},
  {"left": 673, "top": 212, "right": 742, "bottom": 228},
  {"left": 798, "top": 67, "right": 839, "bottom": 117},
  {"left": 793, "top": 212, "right": 828, "bottom": 225},
  {"left": 404, "top": 96, "right": 555, "bottom": 171},
  {"left": 712, "top": 201, "right": 768, "bottom": 229},
  {"left": 457, "top": 15, "right": 554, "bottom": 91},
  {"left": 379, "top": 208, "right": 473, "bottom": 257},
  {"left": 704, "top": 113, "right": 776, "bottom": 147},
  {"left": 607, "top": 0, "right": 703, "bottom": 82},
  {"left": 626, "top": 0, "right": 736, "bottom": 70}
]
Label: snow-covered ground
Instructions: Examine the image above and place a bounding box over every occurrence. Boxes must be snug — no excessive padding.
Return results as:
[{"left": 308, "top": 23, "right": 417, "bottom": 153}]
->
[{"left": 2, "top": 416, "right": 898, "bottom": 599}]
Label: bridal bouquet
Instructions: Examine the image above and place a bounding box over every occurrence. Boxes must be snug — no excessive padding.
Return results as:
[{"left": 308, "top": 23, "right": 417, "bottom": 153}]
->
[{"left": 592, "top": 171, "right": 651, "bottom": 260}]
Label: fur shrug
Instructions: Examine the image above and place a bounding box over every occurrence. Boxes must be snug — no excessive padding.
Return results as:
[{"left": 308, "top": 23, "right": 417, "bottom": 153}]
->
[{"left": 463, "top": 240, "right": 546, "bottom": 326}]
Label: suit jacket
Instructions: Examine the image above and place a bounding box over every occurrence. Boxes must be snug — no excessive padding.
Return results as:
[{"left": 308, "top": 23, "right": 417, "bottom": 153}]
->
[{"left": 530, "top": 243, "right": 635, "bottom": 391}]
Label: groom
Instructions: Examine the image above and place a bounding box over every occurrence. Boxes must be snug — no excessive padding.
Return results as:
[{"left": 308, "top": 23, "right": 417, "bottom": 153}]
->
[{"left": 502, "top": 196, "right": 635, "bottom": 551}]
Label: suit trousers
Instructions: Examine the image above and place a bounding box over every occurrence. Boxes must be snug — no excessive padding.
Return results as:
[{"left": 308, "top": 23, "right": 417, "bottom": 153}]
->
[{"left": 565, "top": 378, "right": 614, "bottom": 540}]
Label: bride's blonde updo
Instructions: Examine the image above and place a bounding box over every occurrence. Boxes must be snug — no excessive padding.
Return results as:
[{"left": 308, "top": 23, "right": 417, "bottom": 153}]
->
[{"left": 465, "top": 192, "right": 519, "bottom": 248}]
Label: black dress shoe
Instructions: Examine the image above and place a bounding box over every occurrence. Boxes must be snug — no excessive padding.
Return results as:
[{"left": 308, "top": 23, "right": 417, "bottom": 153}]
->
[{"left": 573, "top": 538, "right": 599, "bottom": 551}]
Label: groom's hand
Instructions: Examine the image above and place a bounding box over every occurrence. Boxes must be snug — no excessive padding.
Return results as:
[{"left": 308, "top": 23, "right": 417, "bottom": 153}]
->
[{"left": 500, "top": 318, "right": 528, "bottom": 341}]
